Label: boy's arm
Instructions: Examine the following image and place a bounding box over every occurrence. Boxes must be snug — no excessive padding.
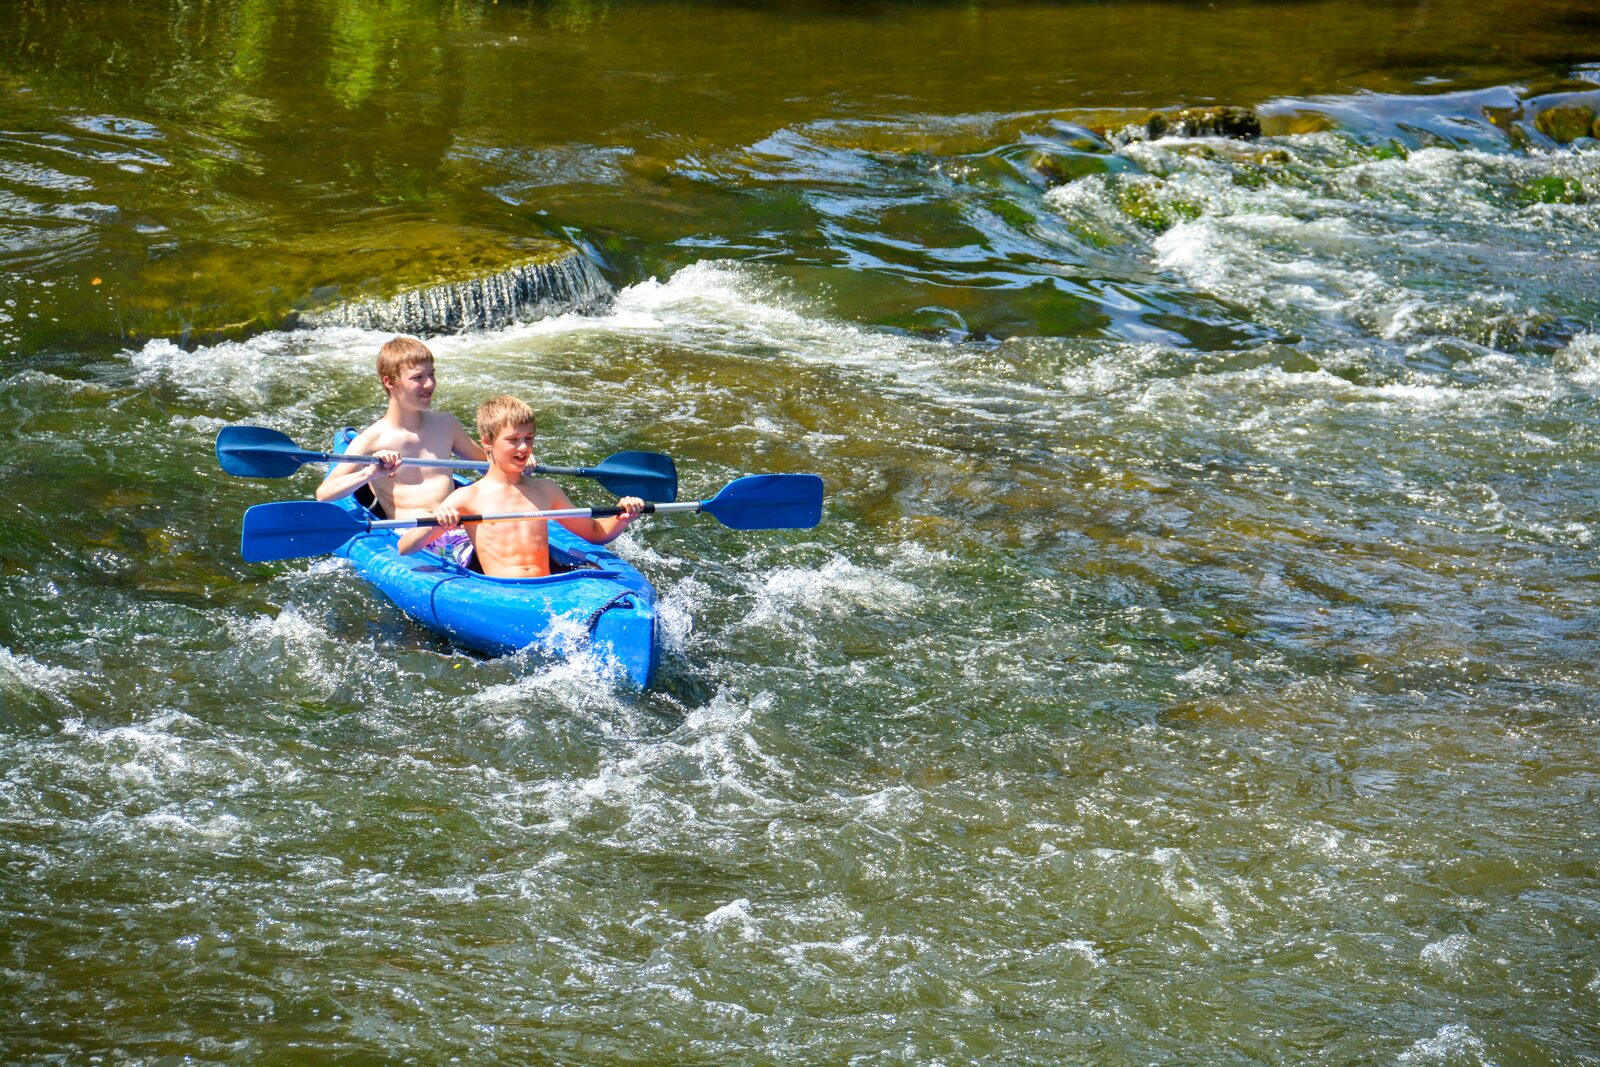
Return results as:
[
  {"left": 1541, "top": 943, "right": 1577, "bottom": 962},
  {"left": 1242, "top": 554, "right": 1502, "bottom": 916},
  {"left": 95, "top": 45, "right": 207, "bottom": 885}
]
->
[
  {"left": 398, "top": 487, "right": 468, "bottom": 554},
  {"left": 448, "top": 416, "right": 487, "bottom": 462},
  {"left": 315, "top": 428, "right": 401, "bottom": 502},
  {"left": 546, "top": 482, "right": 644, "bottom": 545}
]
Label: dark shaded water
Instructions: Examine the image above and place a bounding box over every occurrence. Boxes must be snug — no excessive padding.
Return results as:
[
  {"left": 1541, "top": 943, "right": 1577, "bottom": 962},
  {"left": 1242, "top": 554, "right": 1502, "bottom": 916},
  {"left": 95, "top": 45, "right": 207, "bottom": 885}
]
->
[{"left": 3, "top": 1, "right": 1600, "bottom": 1062}]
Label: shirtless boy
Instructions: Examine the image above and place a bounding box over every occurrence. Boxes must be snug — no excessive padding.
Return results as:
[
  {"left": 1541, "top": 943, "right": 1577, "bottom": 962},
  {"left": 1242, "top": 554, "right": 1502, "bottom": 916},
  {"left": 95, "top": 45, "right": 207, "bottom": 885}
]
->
[
  {"left": 397, "top": 395, "right": 644, "bottom": 578},
  {"left": 316, "top": 337, "right": 486, "bottom": 519}
]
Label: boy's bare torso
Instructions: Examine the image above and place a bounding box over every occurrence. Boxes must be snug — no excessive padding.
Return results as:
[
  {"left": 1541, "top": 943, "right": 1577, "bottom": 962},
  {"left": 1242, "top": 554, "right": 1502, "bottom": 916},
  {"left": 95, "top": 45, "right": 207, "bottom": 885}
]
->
[
  {"left": 453, "top": 476, "right": 567, "bottom": 578},
  {"left": 354, "top": 411, "right": 463, "bottom": 519}
]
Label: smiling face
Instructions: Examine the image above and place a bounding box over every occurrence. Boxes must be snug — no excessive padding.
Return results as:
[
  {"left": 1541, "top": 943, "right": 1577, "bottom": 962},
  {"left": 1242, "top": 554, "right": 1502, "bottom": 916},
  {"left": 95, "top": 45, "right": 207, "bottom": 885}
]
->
[
  {"left": 383, "top": 359, "right": 435, "bottom": 409},
  {"left": 488, "top": 420, "right": 536, "bottom": 475}
]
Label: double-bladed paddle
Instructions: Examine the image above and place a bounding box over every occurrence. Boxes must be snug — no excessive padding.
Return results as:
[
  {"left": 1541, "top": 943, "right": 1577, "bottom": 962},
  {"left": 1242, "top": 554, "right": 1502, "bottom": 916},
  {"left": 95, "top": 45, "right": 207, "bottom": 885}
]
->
[
  {"left": 240, "top": 474, "right": 825, "bottom": 563},
  {"left": 216, "top": 425, "right": 678, "bottom": 502}
]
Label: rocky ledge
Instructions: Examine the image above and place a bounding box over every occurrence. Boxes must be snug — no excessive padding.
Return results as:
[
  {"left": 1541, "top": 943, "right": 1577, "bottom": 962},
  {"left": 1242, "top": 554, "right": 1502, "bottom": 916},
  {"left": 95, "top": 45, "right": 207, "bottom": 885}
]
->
[{"left": 121, "top": 222, "right": 612, "bottom": 346}]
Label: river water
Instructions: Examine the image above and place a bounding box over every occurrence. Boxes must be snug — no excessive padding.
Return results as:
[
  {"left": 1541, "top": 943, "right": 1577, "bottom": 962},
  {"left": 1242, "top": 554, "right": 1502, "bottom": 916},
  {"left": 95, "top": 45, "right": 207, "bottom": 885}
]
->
[{"left": 4, "top": 1, "right": 1600, "bottom": 1062}]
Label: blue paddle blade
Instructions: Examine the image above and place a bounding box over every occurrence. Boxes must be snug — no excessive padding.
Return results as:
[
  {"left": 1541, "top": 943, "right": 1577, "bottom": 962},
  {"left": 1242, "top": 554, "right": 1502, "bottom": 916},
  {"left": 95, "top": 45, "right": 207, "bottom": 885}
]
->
[
  {"left": 217, "top": 426, "right": 324, "bottom": 478},
  {"left": 588, "top": 451, "right": 678, "bottom": 502},
  {"left": 700, "top": 474, "right": 824, "bottom": 530},
  {"left": 241, "top": 500, "right": 369, "bottom": 562}
]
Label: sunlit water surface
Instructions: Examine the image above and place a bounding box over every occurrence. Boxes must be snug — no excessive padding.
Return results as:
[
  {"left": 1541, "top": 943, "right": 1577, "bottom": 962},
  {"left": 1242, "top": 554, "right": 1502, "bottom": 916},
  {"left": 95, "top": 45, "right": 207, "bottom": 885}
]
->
[{"left": 3, "top": 1, "right": 1600, "bottom": 1062}]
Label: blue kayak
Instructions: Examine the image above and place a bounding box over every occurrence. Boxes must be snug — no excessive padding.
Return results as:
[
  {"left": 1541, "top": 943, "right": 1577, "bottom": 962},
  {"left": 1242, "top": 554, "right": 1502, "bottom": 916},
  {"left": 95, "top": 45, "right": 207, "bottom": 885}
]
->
[{"left": 327, "top": 429, "right": 660, "bottom": 687}]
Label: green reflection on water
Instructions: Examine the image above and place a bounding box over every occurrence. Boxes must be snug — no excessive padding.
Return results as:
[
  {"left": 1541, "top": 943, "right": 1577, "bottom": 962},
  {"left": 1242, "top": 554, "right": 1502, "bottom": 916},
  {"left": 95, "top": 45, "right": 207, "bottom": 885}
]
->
[{"left": 2, "top": 0, "right": 1596, "bottom": 352}]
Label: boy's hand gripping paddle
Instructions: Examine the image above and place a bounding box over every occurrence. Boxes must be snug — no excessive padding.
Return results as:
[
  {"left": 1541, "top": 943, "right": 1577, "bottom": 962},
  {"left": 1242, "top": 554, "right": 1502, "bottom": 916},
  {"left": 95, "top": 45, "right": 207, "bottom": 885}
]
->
[{"left": 239, "top": 474, "right": 825, "bottom": 563}]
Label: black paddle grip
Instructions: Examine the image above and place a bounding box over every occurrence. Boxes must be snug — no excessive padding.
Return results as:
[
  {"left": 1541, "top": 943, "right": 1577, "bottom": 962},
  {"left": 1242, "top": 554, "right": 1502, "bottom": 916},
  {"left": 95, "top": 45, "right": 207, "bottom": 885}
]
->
[{"left": 412, "top": 503, "right": 659, "bottom": 527}]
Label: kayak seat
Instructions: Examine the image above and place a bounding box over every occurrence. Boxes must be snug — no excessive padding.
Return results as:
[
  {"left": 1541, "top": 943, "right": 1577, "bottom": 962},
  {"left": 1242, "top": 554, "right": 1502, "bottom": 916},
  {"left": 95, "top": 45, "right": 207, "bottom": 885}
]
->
[
  {"left": 354, "top": 483, "right": 389, "bottom": 520},
  {"left": 550, "top": 548, "right": 604, "bottom": 574}
]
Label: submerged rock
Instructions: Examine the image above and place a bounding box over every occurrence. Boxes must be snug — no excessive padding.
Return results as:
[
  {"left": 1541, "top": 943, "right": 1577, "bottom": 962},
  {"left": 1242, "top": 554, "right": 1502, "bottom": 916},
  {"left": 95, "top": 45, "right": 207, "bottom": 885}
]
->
[
  {"left": 1169, "top": 89, "right": 1600, "bottom": 155},
  {"left": 1028, "top": 150, "right": 1102, "bottom": 187},
  {"left": 1478, "top": 90, "right": 1600, "bottom": 148},
  {"left": 1261, "top": 112, "right": 1339, "bottom": 136},
  {"left": 1116, "top": 180, "right": 1203, "bottom": 231},
  {"left": 1147, "top": 106, "right": 1262, "bottom": 141},
  {"left": 883, "top": 304, "right": 971, "bottom": 341},
  {"left": 1534, "top": 103, "right": 1598, "bottom": 144}
]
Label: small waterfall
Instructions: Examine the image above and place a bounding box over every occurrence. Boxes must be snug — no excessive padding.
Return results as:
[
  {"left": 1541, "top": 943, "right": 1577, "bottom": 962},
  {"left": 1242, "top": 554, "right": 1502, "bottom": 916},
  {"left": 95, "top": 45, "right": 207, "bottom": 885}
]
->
[{"left": 299, "top": 248, "right": 614, "bottom": 336}]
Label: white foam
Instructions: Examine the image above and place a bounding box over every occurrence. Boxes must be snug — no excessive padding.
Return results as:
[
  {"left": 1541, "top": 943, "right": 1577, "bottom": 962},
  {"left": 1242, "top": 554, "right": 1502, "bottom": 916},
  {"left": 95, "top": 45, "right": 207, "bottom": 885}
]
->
[
  {"left": 1555, "top": 332, "right": 1600, "bottom": 383},
  {"left": 127, "top": 257, "right": 1036, "bottom": 443},
  {"left": 229, "top": 602, "right": 329, "bottom": 648},
  {"left": 134, "top": 809, "right": 244, "bottom": 841},
  {"left": 168, "top": 412, "right": 229, "bottom": 433},
  {"left": 469, "top": 260, "right": 993, "bottom": 408},
  {"left": 125, "top": 327, "right": 385, "bottom": 409},
  {"left": 1289, "top": 824, "right": 1347, "bottom": 856},
  {"left": 532, "top": 687, "right": 788, "bottom": 840},
  {"left": 51, "top": 711, "right": 259, "bottom": 804},
  {"left": 0, "top": 645, "right": 82, "bottom": 693},
  {"left": 850, "top": 784, "right": 924, "bottom": 826},
  {"left": 1421, "top": 933, "right": 1472, "bottom": 971},
  {"left": 1153, "top": 847, "right": 1234, "bottom": 938},
  {"left": 0, "top": 368, "right": 105, "bottom": 395},
  {"left": 1175, "top": 662, "right": 1229, "bottom": 692},
  {"left": 655, "top": 575, "right": 705, "bottom": 654},
  {"left": 777, "top": 931, "right": 890, "bottom": 973},
  {"left": 470, "top": 640, "right": 637, "bottom": 710},
  {"left": 741, "top": 556, "right": 920, "bottom": 629},
  {"left": 875, "top": 540, "right": 953, "bottom": 568},
  {"left": 1058, "top": 939, "right": 1107, "bottom": 967},
  {"left": 220, "top": 604, "right": 360, "bottom": 701},
  {"left": 1399, "top": 1023, "right": 1495, "bottom": 1065},
  {"left": 703, "top": 897, "right": 758, "bottom": 939}
]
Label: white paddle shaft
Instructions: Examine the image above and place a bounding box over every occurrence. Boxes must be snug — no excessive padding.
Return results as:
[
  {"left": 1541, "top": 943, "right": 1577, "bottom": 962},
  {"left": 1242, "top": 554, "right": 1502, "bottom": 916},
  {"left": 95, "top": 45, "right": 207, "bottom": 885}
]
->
[
  {"left": 326, "top": 450, "right": 488, "bottom": 472},
  {"left": 369, "top": 501, "right": 704, "bottom": 530}
]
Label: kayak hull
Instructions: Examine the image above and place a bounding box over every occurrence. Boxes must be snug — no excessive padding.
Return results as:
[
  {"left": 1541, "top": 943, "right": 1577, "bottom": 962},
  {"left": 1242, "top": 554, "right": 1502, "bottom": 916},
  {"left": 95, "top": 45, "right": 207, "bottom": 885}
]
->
[{"left": 328, "top": 431, "right": 659, "bottom": 687}]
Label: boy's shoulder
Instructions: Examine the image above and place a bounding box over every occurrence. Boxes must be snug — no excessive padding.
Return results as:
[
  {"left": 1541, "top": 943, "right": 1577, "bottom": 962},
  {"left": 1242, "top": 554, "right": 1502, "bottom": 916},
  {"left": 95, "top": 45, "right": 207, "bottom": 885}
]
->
[
  {"left": 442, "top": 479, "right": 482, "bottom": 510},
  {"left": 520, "top": 476, "right": 569, "bottom": 505},
  {"left": 347, "top": 419, "right": 391, "bottom": 447}
]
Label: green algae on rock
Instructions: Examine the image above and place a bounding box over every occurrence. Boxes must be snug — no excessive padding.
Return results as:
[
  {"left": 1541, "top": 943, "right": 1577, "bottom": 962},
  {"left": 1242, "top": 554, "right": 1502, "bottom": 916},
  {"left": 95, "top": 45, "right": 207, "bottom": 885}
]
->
[
  {"left": 1116, "top": 180, "right": 1203, "bottom": 232},
  {"left": 1521, "top": 175, "right": 1590, "bottom": 205},
  {"left": 1533, "top": 103, "right": 1598, "bottom": 144},
  {"left": 1472, "top": 90, "right": 1600, "bottom": 148}
]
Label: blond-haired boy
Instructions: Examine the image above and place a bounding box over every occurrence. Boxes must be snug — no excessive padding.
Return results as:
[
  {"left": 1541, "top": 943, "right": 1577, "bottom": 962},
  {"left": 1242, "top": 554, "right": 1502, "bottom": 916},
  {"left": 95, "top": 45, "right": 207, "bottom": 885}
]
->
[
  {"left": 398, "top": 396, "right": 644, "bottom": 578},
  {"left": 316, "top": 336, "right": 486, "bottom": 519}
]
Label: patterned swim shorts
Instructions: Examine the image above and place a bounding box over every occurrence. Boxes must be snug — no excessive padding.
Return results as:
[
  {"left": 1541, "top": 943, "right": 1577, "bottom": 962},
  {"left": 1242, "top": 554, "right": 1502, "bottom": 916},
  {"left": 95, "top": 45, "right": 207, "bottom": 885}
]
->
[{"left": 432, "top": 528, "right": 474, "bottom": 568}]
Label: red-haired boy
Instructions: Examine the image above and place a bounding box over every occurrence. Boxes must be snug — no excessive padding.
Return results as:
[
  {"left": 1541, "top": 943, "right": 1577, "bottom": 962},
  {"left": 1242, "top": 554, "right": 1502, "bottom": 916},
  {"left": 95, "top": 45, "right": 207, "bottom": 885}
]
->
[{"left": 316, "top": 336, "right": 485, "bottom": 519}]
